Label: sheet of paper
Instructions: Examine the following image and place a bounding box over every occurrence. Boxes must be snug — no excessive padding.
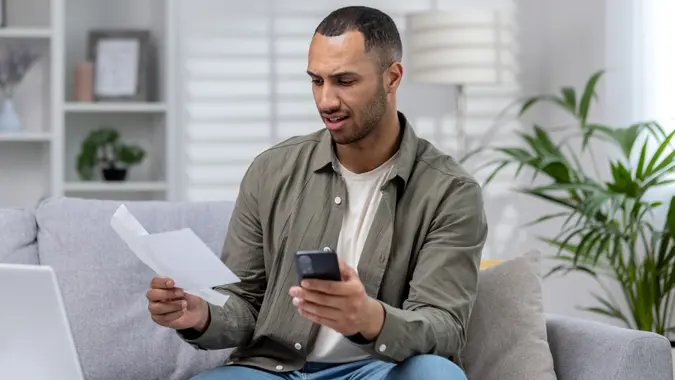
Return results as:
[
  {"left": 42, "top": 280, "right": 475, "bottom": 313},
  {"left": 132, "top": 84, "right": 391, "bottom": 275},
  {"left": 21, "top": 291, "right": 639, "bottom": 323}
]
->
[
  {"left": 110, "top": 205, "right": 240, "bottom": 306},
  {"left": 110, "top": 205, "right": 161, "bottom": 273}
]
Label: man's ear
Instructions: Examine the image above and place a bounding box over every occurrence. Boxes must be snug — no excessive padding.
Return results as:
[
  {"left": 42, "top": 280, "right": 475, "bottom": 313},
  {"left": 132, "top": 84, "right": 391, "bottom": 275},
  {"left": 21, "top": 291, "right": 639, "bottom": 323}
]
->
[{"left": 385, "top": 62, "right": 403, "bottom": 93}]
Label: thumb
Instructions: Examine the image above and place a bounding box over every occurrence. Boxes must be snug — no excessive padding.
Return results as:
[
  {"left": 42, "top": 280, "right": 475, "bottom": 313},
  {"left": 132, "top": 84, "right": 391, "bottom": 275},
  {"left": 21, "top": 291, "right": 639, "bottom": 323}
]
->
[{"left": 338, "top": 258, "right": 357, "bottom": 281}]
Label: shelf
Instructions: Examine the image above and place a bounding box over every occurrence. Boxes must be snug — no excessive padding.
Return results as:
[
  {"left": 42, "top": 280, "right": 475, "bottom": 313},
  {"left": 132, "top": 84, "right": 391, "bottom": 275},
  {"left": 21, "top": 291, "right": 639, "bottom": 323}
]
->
[
  {"left": 0, "top": 132, "right": 52, "bottom": 142},
  {"left": 64, "top": 181, "right": 167, "bottom": 192},
  {"left": 64, "top": 102, "right": 168, "bottom": 114},
  {"left": 0, "top": 28, "right": 53, "bottom": 39}
]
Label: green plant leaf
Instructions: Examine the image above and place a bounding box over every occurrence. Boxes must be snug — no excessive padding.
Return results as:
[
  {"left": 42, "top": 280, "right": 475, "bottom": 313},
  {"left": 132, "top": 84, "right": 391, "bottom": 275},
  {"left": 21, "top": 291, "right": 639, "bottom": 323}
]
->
[
  {"left": 523, "top": 212, "right": 569, "bottom": 227},
  {"left": 635, "top": 141, "right": 648, "bottom": 180},
  {"left": 607, "top": 161, "right": 639, "bottom": 198},
  {"left": 586, "top": 292, "right": 631, "bottom": 327},
  {"left": 579, "top": 70, "right": 604, "bottom": 124},
  {"left": 516, "top": 188, "right": 576, "bottom": 210},
  {"left": 482, "top": 161, "right": 510, "bottom": 186},
  {"left": 519, "top": 92, "right": 579, "bottom": 118},
  {"left": 116, "top": 145, "right": 146, "bottom": 165},
  {"left": 561, "top": 86, "right": 577, "bottom": 113},
  {"left": 667, "top": 196, "right": 675, "bottom": 239},
  {"left": 644, "top": 129, "right": 675, "bottom": 177}
]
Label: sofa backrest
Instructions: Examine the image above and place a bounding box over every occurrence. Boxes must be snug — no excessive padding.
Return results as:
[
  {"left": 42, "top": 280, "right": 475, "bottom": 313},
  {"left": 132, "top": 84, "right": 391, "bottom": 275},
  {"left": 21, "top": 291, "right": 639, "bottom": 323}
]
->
[
  {"left": 32, "top": 196, "right": 236, "bottom": 380},
  {"left": 0, "top": 207, "right": 38, "bottom": 265}
]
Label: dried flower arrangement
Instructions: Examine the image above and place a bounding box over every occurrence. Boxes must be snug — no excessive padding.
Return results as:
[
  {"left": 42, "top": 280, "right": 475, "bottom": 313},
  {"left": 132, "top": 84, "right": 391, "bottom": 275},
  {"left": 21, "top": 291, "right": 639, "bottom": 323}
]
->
[{"left": 0, "top": 45, "right": 40, "bottom": 97}]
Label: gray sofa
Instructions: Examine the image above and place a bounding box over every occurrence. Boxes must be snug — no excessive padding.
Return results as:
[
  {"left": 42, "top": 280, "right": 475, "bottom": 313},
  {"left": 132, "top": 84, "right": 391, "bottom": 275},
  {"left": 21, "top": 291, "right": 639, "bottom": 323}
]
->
[{"left": 0, "top": 196, "right": 672, "bottom": 380}]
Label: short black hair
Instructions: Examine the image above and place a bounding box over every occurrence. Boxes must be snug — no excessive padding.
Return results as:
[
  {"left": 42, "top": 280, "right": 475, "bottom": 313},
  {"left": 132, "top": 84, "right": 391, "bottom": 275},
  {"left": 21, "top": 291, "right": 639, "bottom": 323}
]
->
[{"left": 314, "top": 6, "right": 403, "bottom": 70}]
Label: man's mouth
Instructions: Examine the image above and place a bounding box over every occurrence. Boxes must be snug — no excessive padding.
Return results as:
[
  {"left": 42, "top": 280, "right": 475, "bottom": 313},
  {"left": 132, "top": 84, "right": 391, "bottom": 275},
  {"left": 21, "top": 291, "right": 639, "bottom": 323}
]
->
[{"left": 323, "top": 115, "right": 349, "bottom": 130}]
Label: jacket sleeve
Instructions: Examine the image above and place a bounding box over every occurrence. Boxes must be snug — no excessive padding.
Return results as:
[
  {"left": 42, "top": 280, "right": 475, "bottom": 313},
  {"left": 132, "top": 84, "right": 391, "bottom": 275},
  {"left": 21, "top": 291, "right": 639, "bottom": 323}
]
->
[
  {"left": 349, "top": 179, "right": 487, "bottom": 363},
  {"left": 178, "top": 157, "right": 267, "bottom": 350}
]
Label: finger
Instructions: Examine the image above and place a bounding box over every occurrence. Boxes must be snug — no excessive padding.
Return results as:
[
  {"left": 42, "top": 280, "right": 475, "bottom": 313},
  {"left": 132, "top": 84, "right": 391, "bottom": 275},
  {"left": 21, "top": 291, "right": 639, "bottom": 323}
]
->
[
  {"left": 337, "top": 259, "right": 353, "bottom": 281},
  {"left": 301, "top": 278, "right": 350, "bottom": 296},
  {"left": 149, "top": 299, "right": 187, "bottom": 315},
  {"left": 151, "top": 309, "right": 185, "bottom": 325},
  {"left": 294, "top": 288, "right": 346, "bottom": 310},
  {"left": 296, "top": 301, "right": 339, "bottom": 324},
  {"left": 295, "top": 298, "right": 341, "bottom": 321},
  {"left": 336, "top": 258, "right": 359, "bottom": 281},
  {"left": 150, "top": 276, "right": 176, "bottom": 289},
  {"left": 146, "top": 288, "right": 184, "bottom": 302}
]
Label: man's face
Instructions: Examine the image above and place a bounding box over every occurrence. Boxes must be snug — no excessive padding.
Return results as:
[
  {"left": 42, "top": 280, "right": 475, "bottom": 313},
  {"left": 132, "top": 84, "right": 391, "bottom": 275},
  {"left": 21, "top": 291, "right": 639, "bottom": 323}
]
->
[{"left": 307, "top": 31, "right": 389, "bottom": 145}]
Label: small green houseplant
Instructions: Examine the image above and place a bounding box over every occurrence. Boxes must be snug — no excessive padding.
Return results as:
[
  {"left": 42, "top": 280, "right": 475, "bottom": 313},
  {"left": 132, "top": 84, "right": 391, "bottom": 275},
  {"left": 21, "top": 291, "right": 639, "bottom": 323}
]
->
[
  {"left": 77, "top": 127, "right": 145, "bottom": 181},
  {"left": 479, "top": 70, "right": 675, "bottom": 337}
]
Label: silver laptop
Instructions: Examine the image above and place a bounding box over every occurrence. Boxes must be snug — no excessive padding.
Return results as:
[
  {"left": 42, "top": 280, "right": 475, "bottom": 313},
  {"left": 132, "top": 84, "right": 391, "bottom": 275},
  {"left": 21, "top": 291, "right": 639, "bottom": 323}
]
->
[{"left": 0, "top": 263, "right": 85, "bottom": 380}]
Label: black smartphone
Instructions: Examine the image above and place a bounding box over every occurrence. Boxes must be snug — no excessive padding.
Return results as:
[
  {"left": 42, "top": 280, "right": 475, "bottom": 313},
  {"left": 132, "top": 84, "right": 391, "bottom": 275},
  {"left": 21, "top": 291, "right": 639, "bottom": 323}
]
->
[{"left": 295, "top": 250, "right": 342, "bottom": 283}]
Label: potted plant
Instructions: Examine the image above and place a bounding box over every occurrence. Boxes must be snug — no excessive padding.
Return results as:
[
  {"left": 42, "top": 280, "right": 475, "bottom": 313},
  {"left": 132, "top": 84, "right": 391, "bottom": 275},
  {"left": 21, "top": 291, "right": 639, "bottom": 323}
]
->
[
  {"left": 477, "top": 71, "right": 675, "bottom": 341},
  {"left": 77, "top": 127, "right": 146, "bottom": 181}
]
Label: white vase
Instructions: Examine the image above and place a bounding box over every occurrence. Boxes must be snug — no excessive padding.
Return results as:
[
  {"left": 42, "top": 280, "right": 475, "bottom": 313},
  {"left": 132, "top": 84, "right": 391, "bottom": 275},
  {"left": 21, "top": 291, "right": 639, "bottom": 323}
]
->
[{"left": 0, "top": 97, "right": 22, "bottom": 133}]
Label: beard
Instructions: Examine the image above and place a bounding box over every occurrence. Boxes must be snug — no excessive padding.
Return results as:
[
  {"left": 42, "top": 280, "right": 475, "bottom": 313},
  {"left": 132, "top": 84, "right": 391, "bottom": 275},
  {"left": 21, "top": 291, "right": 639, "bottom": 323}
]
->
[{"left": 330, "top": 84, "right": 388, "bottom": 145}]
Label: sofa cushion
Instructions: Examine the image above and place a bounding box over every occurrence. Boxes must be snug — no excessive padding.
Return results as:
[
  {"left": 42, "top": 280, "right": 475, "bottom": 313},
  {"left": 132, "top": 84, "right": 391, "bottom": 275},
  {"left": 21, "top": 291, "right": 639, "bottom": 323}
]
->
[
  {"left": 462, "top": 250, "right": 557, "bottom": 380},
  {"left": 35, "top": 197, "right": 235, "bottom": 380},
  {"left": 0, "top": 208, "right": 38, "bottom": 265}
]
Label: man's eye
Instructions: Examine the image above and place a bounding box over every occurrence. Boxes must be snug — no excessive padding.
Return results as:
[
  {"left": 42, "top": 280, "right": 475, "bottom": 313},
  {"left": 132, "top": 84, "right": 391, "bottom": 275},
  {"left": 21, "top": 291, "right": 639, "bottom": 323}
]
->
[
  {"left": 339, "top": 80, "right": 354, "bottom": 86},
  {"left": 312, "top": 79, "right": 323, "bottom": 86}
]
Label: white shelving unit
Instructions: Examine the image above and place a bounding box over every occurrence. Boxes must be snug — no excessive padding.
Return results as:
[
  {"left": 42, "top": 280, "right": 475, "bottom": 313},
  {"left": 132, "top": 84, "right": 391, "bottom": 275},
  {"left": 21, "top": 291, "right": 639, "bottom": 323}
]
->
[
  {"left": 0, "top": 28, "right": 53, "bottom": 39},
  {"left": 64, "top": 181, "right": 168, "bottom": 192},
  {"left": 64, "top": 102, "right": 168, "bottom": 113},
  {"left": 0, "top": 132, "right": 52, "bottom": 142},
  {"left": 0, "top": 0, "right": 176, "bottom": 208}
]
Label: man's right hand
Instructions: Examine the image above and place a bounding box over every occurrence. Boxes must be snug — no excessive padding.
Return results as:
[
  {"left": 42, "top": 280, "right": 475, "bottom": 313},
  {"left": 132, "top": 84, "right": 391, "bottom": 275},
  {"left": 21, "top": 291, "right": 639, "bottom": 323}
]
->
[{"left": 146, "top": 276, "right": 210, "bottom": 332}]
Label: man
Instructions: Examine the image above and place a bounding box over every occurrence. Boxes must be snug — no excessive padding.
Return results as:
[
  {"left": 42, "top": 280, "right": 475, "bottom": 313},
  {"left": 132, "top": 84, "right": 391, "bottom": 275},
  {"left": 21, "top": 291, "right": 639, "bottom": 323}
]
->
[{"left": 146, "top": 5, "right": 487, "bottom": 380}]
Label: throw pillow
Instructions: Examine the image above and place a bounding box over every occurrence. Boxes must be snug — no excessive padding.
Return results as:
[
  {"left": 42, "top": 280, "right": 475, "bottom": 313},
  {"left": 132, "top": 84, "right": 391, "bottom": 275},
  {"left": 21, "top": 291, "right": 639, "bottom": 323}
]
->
[
  {"left": 0, "top": 208, "right": 38, "bottom": 265},
  {"left": 461, "top": 250, "right": 557, "bottom": 380}
]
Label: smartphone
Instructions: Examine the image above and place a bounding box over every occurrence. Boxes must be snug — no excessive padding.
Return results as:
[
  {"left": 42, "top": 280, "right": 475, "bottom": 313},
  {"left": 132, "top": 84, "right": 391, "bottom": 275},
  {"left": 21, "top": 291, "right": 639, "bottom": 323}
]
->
[{"left": 295, "top": 250, "right": 342, "bottom": 283}]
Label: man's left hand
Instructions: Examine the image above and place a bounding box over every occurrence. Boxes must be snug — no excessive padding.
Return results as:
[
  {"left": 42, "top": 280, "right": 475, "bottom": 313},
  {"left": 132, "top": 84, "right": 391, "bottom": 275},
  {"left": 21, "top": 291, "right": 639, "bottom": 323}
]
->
[{"left": 289, "top": 260, "right": 384, "bottom": 340}]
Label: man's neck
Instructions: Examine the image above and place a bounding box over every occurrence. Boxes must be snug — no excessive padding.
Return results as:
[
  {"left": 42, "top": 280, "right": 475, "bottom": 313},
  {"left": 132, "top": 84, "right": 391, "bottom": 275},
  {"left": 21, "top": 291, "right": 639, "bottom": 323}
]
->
[{"left": 335, "top": 111, "right": 401, "bottom": 174}]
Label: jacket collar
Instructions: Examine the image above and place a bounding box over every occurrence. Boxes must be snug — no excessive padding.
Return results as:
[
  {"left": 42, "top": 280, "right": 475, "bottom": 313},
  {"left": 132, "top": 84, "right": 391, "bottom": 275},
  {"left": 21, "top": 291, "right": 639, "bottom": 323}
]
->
[{"left": 312, "top": 111, "right": 418, "bottom": 190}]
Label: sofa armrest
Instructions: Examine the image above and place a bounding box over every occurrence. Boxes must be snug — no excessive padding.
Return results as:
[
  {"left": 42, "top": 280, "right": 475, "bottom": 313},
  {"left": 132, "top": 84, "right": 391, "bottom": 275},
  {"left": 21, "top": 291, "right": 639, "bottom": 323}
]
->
[{"left": 546, "top": 314, "right": 672, "bottom": 380}]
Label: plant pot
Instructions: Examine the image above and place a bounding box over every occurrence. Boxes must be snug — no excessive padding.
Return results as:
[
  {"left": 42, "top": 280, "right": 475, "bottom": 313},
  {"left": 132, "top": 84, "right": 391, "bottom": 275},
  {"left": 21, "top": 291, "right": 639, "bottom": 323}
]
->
[{"left": 102, "top": 167, "right": 127, "bottom": 181}]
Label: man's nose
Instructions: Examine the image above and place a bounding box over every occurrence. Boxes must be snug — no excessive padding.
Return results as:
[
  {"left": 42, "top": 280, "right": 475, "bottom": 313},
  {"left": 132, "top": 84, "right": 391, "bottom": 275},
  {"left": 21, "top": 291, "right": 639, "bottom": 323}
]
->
[{"left": 318, "top": 85, "right": 340, "bottom": 111}]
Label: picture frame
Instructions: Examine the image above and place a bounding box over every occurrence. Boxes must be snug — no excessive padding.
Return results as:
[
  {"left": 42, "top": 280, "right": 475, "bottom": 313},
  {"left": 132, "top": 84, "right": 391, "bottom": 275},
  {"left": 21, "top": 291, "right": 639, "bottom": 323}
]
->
[{"left": 87, "top": 29, "right": 154, "bottom": 102}]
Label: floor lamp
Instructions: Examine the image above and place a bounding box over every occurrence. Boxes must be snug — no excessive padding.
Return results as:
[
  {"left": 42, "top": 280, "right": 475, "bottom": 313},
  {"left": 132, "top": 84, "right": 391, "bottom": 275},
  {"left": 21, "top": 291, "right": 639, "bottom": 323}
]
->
[{"left": 406, "top": 9, "right": 518, "bottom": 160}]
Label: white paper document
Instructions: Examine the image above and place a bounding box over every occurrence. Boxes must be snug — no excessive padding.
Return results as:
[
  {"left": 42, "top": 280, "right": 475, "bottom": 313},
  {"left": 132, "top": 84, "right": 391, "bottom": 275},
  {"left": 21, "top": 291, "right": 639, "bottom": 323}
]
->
[{"left": 110, "top": 204, "right": 240, "bottom": 306}]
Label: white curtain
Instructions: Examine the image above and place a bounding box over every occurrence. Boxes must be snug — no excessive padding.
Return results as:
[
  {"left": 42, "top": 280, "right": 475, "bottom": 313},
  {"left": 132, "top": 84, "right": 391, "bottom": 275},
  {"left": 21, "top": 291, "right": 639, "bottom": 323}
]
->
[
  {"left": 604, "top": 0, "right": 675, "bottom": 130},
  {"left": 638, "top": 0, "right": 675, "bottom": 129},
  {"left": 628, "top": 0, "right": 675, "bottom": 226}
]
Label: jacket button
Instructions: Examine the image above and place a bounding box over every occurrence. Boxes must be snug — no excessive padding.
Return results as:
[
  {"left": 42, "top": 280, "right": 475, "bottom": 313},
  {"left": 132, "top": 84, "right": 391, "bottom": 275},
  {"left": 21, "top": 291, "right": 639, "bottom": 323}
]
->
[
  {"left": 276, "top": 365, "right": 284, "bottom": 370},
  {"left": 378, "top": 344, "right": 387, "bottom": 352},
  {"left": 334, "top": 196, "right": 342, "bottom": 205},
  {"left": 294, "top": 342, "right": 302, "bottom": 350}
]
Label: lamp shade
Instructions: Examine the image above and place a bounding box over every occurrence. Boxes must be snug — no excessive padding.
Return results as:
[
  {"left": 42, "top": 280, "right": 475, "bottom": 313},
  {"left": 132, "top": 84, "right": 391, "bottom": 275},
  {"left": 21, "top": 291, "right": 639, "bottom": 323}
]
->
[{"left": 406, "top": 10, "right": 518, "bottom": 85}]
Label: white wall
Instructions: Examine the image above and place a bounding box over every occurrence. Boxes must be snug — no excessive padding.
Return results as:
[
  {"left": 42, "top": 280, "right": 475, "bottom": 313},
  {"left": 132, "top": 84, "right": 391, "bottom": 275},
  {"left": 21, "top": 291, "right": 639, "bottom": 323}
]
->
[{"left": 514, "top": 0, "right": 616, "bottom": 324}]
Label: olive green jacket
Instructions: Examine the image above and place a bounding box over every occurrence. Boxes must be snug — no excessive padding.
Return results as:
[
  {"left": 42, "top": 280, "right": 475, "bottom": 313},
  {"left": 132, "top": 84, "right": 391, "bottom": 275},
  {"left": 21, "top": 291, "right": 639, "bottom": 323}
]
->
[{"left": 179, "top": 111, "right": 488, "bottom": 373}]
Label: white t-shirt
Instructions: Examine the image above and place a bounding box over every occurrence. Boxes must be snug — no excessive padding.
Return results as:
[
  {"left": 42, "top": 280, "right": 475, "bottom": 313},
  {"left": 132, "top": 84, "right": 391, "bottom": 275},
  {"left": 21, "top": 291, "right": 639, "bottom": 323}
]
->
[{"left": 306, "top": 153, "right": 397, "bottom": 363}]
